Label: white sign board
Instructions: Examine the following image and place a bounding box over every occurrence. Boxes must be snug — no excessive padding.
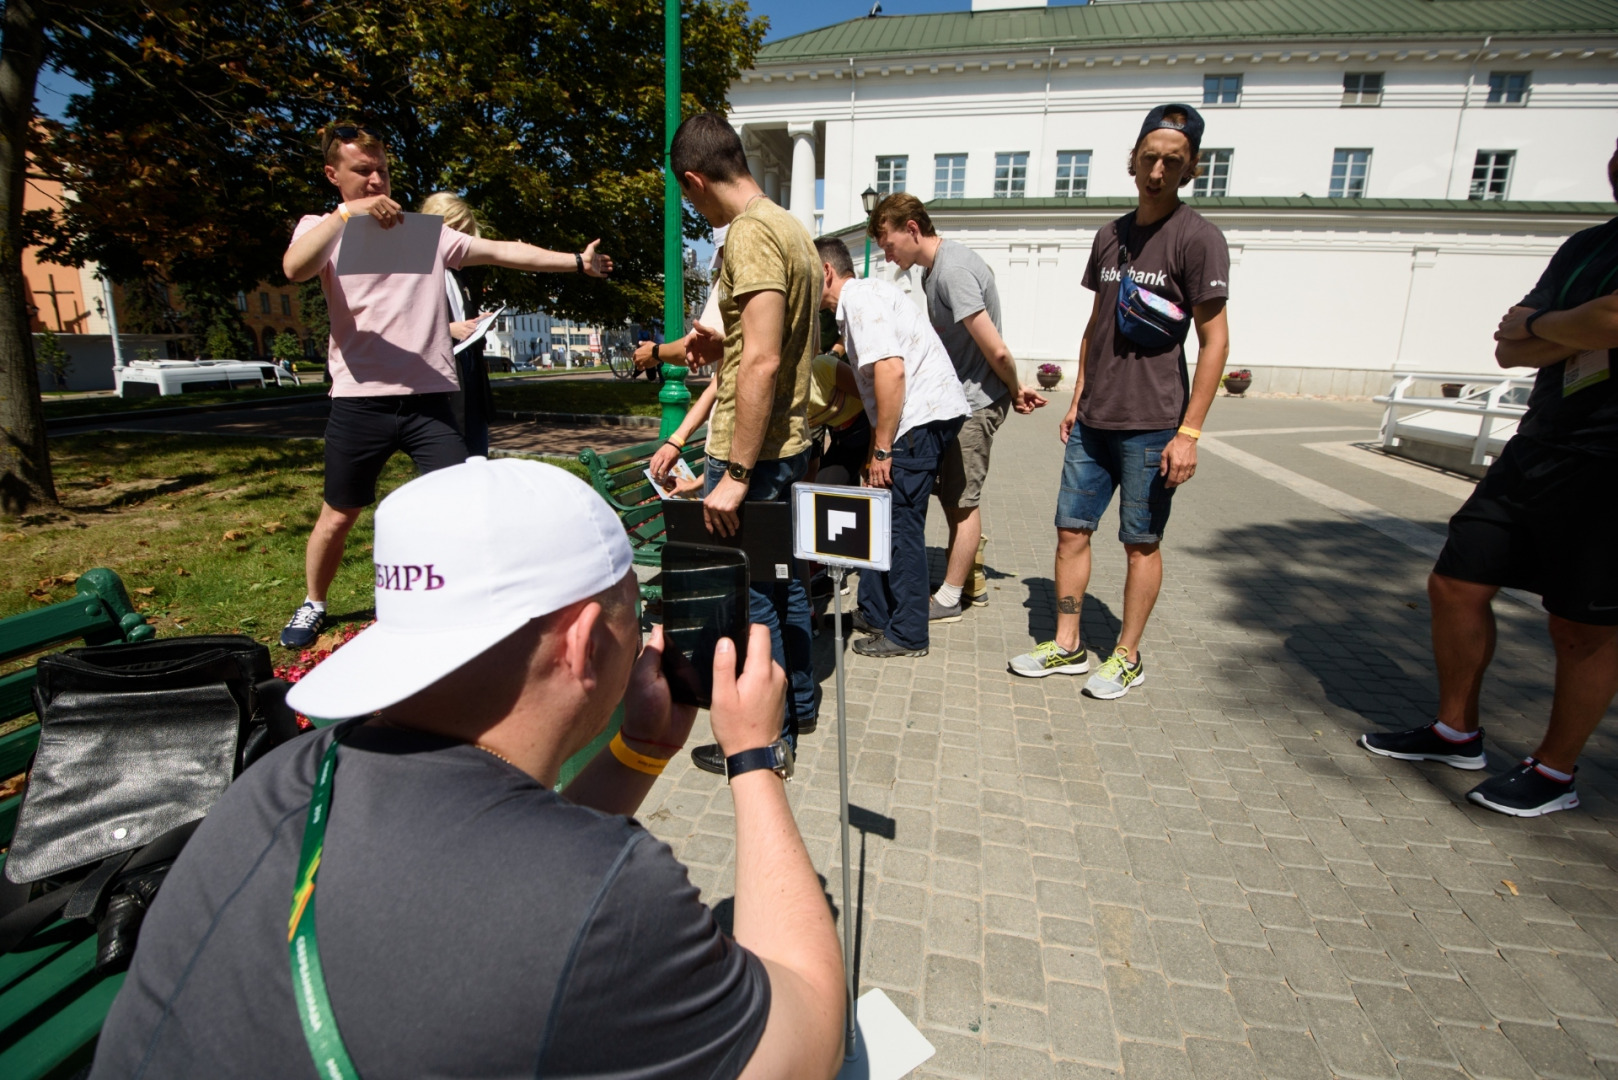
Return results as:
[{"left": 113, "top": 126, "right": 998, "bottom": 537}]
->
[
  {"left": 335, "top": 213, "right": 443, "bottom": 276},
  {"left": 792, "top": 483, "right": 891, "bottom": 572}
]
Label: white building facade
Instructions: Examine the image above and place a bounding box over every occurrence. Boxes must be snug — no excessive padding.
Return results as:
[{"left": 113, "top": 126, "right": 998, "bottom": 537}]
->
[{"left": 728, "top": 0, "right": 1618, "bottom": 393}]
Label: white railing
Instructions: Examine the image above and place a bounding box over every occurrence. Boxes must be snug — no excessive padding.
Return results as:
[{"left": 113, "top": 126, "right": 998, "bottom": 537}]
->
[{"left": 1374, "top": 371, "right": 1533, "bottom": 467}]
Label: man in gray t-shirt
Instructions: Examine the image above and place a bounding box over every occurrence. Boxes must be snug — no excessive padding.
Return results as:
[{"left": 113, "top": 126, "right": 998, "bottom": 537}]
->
[{"left": 872, "top": 194, "right": 1048, "bottom": 623}]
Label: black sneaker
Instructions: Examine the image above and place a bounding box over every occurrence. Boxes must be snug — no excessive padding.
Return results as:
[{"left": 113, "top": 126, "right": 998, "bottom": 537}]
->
[
  {"left": 279, "top": 602, "right": 326, "bottom": 648},
  {"left": 1467, "top": 759, "right": 1580, "bottom": 818},
  {"left": 850, "top": 609, "right": 882, "bottom": 636},
  {"left": 853, "top": 635, "right": 927, "bottom": 658},
  {"left": 1357, "top": 724, "right": 1486, "bottom": 770}
]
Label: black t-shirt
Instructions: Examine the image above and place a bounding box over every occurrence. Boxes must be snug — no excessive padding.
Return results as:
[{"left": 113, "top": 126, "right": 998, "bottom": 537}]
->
[
  {"left": 91, "top": 723, "right": 769, "bottom": 1079},
  {"left": 1516, "top": 216, "right": 1618, "bottom": 455},
  {"left": 1079, "top": 203, "right": 1230, "bottom": 430}
]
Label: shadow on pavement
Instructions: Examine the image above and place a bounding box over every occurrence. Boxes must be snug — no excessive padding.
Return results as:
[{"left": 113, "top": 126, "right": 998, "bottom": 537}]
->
[{"left": 1021, "top": 575, "right": 1120, "bottom": 651}]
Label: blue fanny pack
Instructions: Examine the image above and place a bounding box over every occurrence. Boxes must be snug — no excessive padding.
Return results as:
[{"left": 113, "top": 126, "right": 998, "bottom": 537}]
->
[{"left": 1115, "top": 214, "right": 1191, "bottom": 353}]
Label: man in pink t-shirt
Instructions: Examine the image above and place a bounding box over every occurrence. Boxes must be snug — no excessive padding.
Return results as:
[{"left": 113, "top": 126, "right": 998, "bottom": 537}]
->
[{"left": 278, "top": 123, "right": 613, "bottom": 649}]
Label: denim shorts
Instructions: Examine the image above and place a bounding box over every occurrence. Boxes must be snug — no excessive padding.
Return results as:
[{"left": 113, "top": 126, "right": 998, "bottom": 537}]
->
[{"left": 1055, "top": 423, "right": 1177, "bottom": 543}]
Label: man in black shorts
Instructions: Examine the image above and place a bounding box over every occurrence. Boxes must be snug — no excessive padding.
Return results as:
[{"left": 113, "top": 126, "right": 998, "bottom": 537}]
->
[
  {"left": 1359, "top": 138, "right": 1618, "bottom": 817},
  {"left": 278, "top": 123, "right": 613, "bottom": 647}
]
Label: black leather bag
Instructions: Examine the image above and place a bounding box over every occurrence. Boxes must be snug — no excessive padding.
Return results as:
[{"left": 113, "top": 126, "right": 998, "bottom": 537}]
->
[{"left": 0, "top": 635, "right": 299, "bottom": 970}]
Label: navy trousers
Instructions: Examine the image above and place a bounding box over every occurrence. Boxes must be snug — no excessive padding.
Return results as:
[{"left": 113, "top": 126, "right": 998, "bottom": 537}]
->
[{"left": 858, "top": 417, "right": 963, "bottom": 651}]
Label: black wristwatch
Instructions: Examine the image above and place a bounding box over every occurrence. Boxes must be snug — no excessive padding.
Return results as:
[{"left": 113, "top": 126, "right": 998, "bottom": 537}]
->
[
  {"left": 575, "top": 252, "right": 585, "bottom": 274},
  {"left": 725, "top": 740, "right": 795, "bottom": 782},
  {"left": 872, "top": 447, "right": 892, "bottom": 461},
  {"left": 726, "top": 461, "right": 753, "bottom": 483}
]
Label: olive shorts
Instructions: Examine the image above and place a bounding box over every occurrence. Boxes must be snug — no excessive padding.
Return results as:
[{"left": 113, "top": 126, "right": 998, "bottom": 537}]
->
[{"left": 936, "top": 395, "right": 1010, "bottom": 510}]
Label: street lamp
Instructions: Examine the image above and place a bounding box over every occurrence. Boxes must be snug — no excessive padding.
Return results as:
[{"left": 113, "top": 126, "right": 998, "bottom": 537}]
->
[{"left": 860, "top": 186, "right": 880, "bottom": 277}]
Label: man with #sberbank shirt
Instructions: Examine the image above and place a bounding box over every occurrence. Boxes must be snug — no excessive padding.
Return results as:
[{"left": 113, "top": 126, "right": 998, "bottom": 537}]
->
[{"left": 1010, "top": 103, "right": 1231, "bottom": 699}]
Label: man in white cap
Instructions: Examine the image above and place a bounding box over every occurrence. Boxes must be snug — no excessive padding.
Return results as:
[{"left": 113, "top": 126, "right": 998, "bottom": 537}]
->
[{"left": 91, "top": 460, "right": 845, "bottom": 1080}]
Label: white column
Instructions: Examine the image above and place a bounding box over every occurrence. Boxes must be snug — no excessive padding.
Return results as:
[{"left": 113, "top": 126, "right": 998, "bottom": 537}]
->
[
  {"left": 764, "top": 170, "right": 780, "bottom": 201},
  {"left": 788, "top": 123, "right": 817, "bottom": 234}
]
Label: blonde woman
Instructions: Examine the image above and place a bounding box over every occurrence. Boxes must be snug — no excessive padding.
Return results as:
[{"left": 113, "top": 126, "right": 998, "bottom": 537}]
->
[{"left": 421, "top": 191, "right": 496, "bottom": 455}]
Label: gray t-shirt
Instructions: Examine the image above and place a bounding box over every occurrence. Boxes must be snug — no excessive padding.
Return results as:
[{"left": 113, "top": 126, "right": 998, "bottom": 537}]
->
[
  {"left": 91, "top": 722, "right": 769, "bottom": 1080},
  {"left": 923, "top": 238, "right": 1007, "bottom": 411}
]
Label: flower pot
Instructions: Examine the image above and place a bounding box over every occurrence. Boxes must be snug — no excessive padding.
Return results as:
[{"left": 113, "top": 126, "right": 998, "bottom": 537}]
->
[
  {"left": 1036, "top": 372, "right": 1062, "bottom": 389},
  {"left": 1223, "top": 377, "right": 1251, "bottom": 396}
]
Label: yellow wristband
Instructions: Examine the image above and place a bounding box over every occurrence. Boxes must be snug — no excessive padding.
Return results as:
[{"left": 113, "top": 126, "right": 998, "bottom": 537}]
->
[
  {"left": 1177, "top": 425, "right": 1201, "bottom": 439},
  {"left": 609, "top": 732, "right": 669, "bottom": 776},
  {"left": 337, "top": 203, "right": 351, "bottom": 223}
]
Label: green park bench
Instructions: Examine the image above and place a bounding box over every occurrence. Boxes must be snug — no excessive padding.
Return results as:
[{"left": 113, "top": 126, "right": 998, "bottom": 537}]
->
[
  {"left": 0, "top": 569, "right": 154, "bottom": 1080},
  {"left": 577, "top": 427, "right": 706, "bottom": 603}
]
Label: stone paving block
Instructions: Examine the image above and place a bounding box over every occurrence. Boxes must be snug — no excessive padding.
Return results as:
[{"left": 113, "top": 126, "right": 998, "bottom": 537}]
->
[
  {"left": 1247, "top": 1027, "right": 1333, "bottom": 1080},
  {"left": 1047, "top": 980, "right": 1120, "bottom": 1065},
  {"left": 864, "top": 918, "right": 927, "bottom": 990},
  {"left": 924, "top": 952, "right": 984, "bottom": 1029},
  {"left": 1303, "top": 994, "right": 1400, "bottom": 1077},
  {"left": 984, "top": 1000, "right": 1049, "bottom": 1049},
  {"left": 1354, "top": 982, "right": 1458, "bottom": 1064},
  {"left": 1120, "top": 1041, "right": 1195, "bottom": 1079},
  {"left": 987, "top": 1042, "right": 1057, "bottom": 1079},
  {"left": 1168, "top": 982, "right": 1246, "bottom": 1041},
  {"left": 1563, "top": 1018, "right": 1618, "bottom": 1064},
  {"left": 1498, "top": 1021, "right": 1601, "bottom": 1079},
  {"left": 919, "top": 1028, "right": 985, "bottom": 1079},
  {"left": 986, "top": 933, "right": 1047, "bottom": 1005},
  {"left": 1095, "top": 905, "right": 1159, "bottom": 966},
  {"left": 1103, "top": 965, "right": 1181, "bottom": 1044},
  {"left": 1151, "top": 919, "right": 1226, "bottom": 987},
  {"left": 1201, "top": 903, "right": 1267, "bottom": 947},
  {"left": 1184, "top": 1037, "right": 1263, "bottom": 1080},
  {"left": 1268, "top": 928, "right": 1354, "bottom": 998},
  {"left": 1405, "top": 973, "right": 1495, "bottom": 1025},
  {"left": 1367, "top": 913, "right": 1457, "bottom": 978},
  {"left": 1450, "top": 951, "right": 1558, "bottom": 1024},
  {"left": 1441, "top": 1022, "right": 1538, "bottom": 1080},
  {"left": 1500, "top": 946, "right": 1611, "bottom": 1020}
]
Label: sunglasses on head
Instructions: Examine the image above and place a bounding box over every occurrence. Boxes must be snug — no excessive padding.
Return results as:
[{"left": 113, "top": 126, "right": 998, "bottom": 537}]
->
[{"left": 325, "top": 125, "right": 384, "bottom": 146}]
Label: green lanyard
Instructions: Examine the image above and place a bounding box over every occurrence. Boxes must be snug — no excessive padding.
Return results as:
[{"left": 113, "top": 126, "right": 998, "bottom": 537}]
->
[
  {"left": 1557, "top": 232, "right": 1618, "bottom": 309},
  {"left": 288, "top": 736, "right": 362, "bottom": 1080}
]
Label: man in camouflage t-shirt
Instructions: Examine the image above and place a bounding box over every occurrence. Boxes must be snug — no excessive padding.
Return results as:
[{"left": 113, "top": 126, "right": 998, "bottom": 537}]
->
[{"left": 673, "top": 113, "right": 820, "bottom": 774}]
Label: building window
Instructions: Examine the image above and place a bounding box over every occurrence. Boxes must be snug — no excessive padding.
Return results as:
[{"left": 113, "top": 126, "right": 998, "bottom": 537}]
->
[
  {"left": 280, "top": 293, "right": 292, "bottom": 316},
  {"left": 1329, "top": 149, "right": 1372, "bottom": 198},
  {"left": 1487, "top": 72, "right": 1530, "bottom": 105},
  {"left": 1192, "top": 149, "right": 1233, "bottom": 197},
  {"left": 1203, "top": 74, "right": 1242, "bottom": 106},
  {"left": 993, "top": 152, "right": 1028, "bottom": 198},
  {"left": 1470, "top": 150, "right": 1515, "bottom": 201},
  {"left": 875, "top": 155, "right": 908, "bottom": 196},
  {"left": 934, "top": 154, "right": 966, "bottom": 199},
  {"left": 1053, "top": 151, "right": 1091, "bottom": 197},
  {"left": 1342, "top": 72, "right": 1383, "bottom": 106},
  {"left": 236, "top": 291, "right": 247, "bottom": 312},
  {"left": 259, "top": 291, "right": 271, "bottom": 314}
]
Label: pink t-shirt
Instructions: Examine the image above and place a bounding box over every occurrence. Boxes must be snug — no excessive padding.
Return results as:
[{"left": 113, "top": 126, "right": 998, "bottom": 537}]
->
[{"left": 291, "top": 214, "right": 474, "bottom": 397}]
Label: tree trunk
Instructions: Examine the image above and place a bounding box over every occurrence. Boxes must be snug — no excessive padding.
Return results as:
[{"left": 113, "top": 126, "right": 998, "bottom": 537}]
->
[{"left": 0, "top": 0, "right": 57, "bottom": 514}]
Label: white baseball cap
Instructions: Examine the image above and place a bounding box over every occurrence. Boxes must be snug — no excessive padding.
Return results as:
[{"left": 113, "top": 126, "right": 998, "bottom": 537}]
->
[{"left": 286, "top": 458, "right": 633, "bottom": 721}]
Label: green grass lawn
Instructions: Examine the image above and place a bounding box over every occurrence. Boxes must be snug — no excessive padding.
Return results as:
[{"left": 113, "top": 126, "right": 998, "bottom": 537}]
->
[
  {"left": 43, "top": 383, "right": 318, "bottom": 421},
  {"left": 491, "top": 376, "right": 705, "bottom": 417},
  {"left": 1, "top": 433, "right": 586, "bottom": 661}
]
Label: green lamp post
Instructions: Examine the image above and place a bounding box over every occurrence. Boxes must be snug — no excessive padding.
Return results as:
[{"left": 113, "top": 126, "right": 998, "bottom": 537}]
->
[
  {"left": 657, "top": 0, "right": 691, "bottom": 440},
  {"left": 860, "top": 185, "right": 880, "bottom": 277}
]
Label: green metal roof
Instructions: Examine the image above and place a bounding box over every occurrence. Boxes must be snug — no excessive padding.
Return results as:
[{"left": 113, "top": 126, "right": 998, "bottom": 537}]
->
[
  {"left": 822, "top": 194, "right": 1618, "bottom": 237},
  {"left": 758, "top": 1, "right": 1618, "bottom": 63}
]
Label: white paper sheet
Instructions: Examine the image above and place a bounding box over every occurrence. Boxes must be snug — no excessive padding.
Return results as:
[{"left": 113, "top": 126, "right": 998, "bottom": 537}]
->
[
  {"left": 335, "top": 213, "right": 443, "bottom": 276},
  {"left": 453, "top": 304, "right": 507, "bottom": 355},
  {"left": 835, "top": 989, "right": 936, "bottom": 1080}
]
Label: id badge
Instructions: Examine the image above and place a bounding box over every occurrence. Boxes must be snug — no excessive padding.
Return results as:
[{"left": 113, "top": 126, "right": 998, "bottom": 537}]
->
[{"left": 1563, "top": 350, "right": 1612, "bottom": 398}]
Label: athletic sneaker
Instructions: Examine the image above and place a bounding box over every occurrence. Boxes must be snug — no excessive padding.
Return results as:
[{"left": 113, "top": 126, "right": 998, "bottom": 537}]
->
[
  {"left": 1357, "top": 723, "right": 1486, "bottom": 770},
  {"left": 853, "top": 634, "right": 927, "bottom": 658},
  {"left": 279, "top": 602, "right": 325, "bottom": 648},
  {"left": 929, "top": 596, "right": 964, "bottom": 623},
  {"left": 1467, "top": 759, "right": 1580, "bottom": 818},
  {"left": 1008, "top": 641, "right": 1090, "bottom": 678},
  {"left": 1084, "top": 647, "right": 1145, "bottom": 699},
  {"left": 963, "top": 589, "right": 990, "bottom": 608}
]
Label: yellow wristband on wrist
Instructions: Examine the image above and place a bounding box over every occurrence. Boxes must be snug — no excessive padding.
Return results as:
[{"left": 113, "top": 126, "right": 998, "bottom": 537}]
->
[
  {"left": 337, "top": 203, "right": 351, "bottom": 223},
  {"left": 1178, "top": 425, "right": 1202, "bottom": 439},
  {"left": 609, "top": 732, "right": 669, "bottom": 776}
]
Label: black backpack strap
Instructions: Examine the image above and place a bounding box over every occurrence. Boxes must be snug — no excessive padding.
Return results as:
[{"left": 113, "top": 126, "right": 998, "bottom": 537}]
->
[{"left": 63, "top": 850, "right": 134, "bottom": 922}]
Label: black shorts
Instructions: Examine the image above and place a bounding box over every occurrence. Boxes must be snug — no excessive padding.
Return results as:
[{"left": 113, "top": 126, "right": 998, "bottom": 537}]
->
[
  {"left": 323, "top": 394, "right": 468, "bottom": 509},
  {"left": 1434, "top": 438, "right": 1618, "bottom": 625}
]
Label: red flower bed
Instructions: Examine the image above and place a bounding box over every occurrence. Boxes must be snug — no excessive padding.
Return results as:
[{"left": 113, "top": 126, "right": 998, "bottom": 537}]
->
[{"left": 274, "top": 622, "right": 371, "bottom": 729}]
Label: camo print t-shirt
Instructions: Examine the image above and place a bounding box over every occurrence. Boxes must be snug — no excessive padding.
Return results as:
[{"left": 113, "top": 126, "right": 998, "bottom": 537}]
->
[{"left": 1078, "top": 203, "right": 1229, "bottom": 431}]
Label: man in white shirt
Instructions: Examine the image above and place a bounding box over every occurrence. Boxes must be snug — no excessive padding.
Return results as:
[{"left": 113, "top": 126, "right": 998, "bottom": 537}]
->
[{"left": 815, "top": 237, "right": 970, "bottom": 658}]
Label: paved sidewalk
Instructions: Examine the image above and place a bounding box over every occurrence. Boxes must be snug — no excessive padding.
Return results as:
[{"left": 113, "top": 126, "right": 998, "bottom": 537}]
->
[{"left": 636, "top": 397, "right": 1618, "bottom": 1080}]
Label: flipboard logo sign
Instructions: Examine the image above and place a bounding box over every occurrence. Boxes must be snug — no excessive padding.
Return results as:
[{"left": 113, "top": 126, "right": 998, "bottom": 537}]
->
[{"left": 376, "top": 564, "right": 446, "bottom": 591}]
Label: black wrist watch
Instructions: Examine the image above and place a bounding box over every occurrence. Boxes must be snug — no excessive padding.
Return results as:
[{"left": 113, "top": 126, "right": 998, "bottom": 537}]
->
[
  {"left": 725, "top": 739, "right": 795, "bottom": 782},
  {"left": 575, "top": 252, "right": 585, "bottom": 274},
  {"left": 726, "top": 461, "right": 753, "bottom": 483},
  {"left": 872, "top": 447, "right": 892, "bottom": 461}
]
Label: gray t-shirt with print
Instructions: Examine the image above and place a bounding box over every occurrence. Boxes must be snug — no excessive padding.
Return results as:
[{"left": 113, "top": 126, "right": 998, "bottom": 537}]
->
[{"left": 923, "top": 238, "right": 1007, "bottom": 411}]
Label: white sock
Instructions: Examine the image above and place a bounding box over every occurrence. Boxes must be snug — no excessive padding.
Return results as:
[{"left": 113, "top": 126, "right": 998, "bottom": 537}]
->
[
  {"left": 1433, "top": 721, "right": 1478, "bottom": 742},
  {"left": 1532, "top": 760, "right": 1573, "bottom": 783},
  {"left": 934, "top": 583, "right": 962, "bottom": 607},
  {"left": 305, "top": 597, "right": 327, "bottom": 613}
]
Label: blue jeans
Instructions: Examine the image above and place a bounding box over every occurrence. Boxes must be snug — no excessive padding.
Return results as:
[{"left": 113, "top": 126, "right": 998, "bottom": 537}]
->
[
  {"left": 859, "top": 418, "right": 963, "bottom": 650},
  {"left": 704, "top": 449, "right": 816, "bottom": 743},
  {"left": 1055, "top": 424, "right": 1177, "bottom": 543}
]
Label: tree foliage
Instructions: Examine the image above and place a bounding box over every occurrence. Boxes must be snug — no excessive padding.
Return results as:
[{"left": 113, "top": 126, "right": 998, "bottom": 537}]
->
[
  {"left": 34, "top": 326, "right": 69, "bottom": 389},
  {"left": 271, "top": 329, "right": 300, "bottom": 362}
]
